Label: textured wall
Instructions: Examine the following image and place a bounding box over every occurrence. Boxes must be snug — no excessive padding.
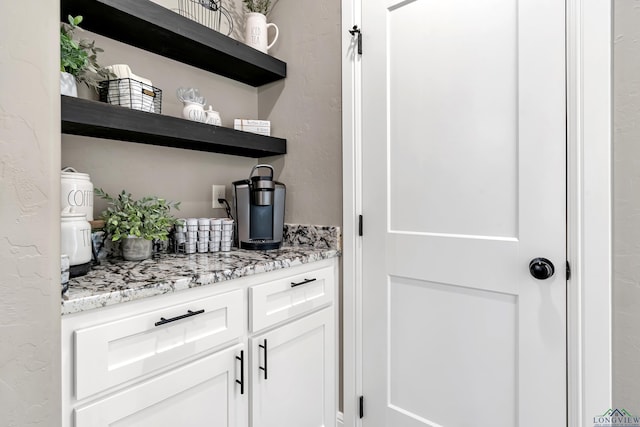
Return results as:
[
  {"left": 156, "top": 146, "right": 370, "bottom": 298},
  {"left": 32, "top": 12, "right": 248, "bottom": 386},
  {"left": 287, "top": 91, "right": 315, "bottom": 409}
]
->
[
  {"left": 613, "top": 0, "right": 640, "bottom": 412},
  {"left": 258, "top": 0, "right": 343, "bottom": 227},
  {"left": 0, "top": 2, "right": 61, "bottom": 426}
]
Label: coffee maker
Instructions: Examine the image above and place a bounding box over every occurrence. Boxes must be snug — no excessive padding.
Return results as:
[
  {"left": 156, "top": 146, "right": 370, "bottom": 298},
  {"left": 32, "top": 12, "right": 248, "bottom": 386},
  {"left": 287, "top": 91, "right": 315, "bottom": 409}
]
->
[{"left": 233, "top": 164, "right": 285, "bottom": 250}]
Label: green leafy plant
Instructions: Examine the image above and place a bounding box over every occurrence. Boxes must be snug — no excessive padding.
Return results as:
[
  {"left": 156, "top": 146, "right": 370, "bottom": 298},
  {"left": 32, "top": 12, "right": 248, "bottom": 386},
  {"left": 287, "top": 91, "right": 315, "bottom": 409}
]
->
[
  {"left": 95, "top": 189, "right": 181, "bottom": 242},
  {"left": 242, "top": 0, "right": 272, "bottom": 15},
  {"left": 60, "top": 15, "right": 114, "bottom": 89}
]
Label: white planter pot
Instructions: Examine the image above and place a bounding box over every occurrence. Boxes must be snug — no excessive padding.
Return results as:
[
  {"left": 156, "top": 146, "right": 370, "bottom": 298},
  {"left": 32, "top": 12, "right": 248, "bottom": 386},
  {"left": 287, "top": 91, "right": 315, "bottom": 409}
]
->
[{"left": 60, "top": 72, "right": 78, "bottom": 97}]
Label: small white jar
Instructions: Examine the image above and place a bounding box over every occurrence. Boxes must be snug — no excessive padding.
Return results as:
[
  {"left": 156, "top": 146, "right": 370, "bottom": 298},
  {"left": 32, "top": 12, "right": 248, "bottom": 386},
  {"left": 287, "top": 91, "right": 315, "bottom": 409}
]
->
[
  {"left": 182, "top": 101, "right": 207, "bottom": 123},
  {"left": 205, "top": 106, "right": 222, "bottom": 126}
]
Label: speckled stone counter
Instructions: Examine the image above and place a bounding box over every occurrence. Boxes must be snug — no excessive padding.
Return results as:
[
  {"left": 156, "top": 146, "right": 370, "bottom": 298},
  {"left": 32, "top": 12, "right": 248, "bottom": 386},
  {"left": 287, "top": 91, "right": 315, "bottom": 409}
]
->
[{"left": 62, "top": 225, "right": 340, "bottom": 315}]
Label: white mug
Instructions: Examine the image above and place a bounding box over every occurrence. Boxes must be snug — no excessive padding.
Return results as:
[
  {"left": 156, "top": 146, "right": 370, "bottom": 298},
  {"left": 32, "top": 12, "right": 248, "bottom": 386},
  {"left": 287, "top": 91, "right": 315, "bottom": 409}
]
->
[{"left": 244, "top": 12, "right": 279, "bottom": 53}]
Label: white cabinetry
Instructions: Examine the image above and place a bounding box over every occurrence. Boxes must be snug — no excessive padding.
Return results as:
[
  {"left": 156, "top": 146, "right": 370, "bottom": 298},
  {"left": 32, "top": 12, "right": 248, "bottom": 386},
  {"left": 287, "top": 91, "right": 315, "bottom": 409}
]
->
[
  {"left": 74, "top": 290, "right": 244, "bottom": 400},
  {"left": 74, "top": 344, "right": 247, "bottom": 427},
  {"left": 251, "top": 309, "right": 334, "bottom": 427},
  {"left": 61, "top": 259, "right": 337, "bottom": 427},
  {"left": 249, "top": 265, "right": 334, "bottom": 332}
]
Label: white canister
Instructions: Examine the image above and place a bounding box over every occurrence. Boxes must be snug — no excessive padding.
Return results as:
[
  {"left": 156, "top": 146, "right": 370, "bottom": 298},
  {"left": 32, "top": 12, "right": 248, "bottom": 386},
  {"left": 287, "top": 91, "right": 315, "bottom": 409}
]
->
[
  {"left": 61, "top": 167, "right": 94, "bottom": 221},
  {"left": 182, "top": 101, "right": 207, "bottom": 123},
  {"left": 61, "top": 207, "right": 92, "bottom": 266}
]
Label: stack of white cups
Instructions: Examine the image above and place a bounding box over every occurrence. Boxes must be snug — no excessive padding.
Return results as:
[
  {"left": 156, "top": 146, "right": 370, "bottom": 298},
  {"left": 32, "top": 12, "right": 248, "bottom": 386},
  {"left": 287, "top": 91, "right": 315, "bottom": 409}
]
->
[
  {"left": 209, "top": 218, "right": 234, "bottom": 252},
  {"left": 209, "top": 219, "right": 222, "bottom": 252},
  {"left": 197, "top": 218, "right": 210, "bottom": 252},
  {"left": 176, "top": 217, "right": 233, "bottom": 254},
  {"left": 221, "top": 219, "right": 234, "bottom": 251},
  {"left": 175, "top": 219, "right": 187, "bottom": 249},
  {"left": 185, "top": 218, "right": 198, "bottom": 254}
]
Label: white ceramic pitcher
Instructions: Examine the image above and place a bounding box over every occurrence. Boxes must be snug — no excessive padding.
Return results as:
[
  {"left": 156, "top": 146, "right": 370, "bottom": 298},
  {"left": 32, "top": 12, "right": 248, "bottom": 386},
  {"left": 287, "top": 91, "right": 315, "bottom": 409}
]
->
[{"left": 244, "top": 12, "right": 279, "bottom": 53}]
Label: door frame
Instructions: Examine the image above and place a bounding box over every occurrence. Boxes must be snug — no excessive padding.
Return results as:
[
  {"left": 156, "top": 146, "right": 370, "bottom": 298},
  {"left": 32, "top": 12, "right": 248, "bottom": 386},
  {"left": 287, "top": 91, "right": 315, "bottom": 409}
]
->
[{"left": 340, "top": 0, "right": 612, "bottom": 426}]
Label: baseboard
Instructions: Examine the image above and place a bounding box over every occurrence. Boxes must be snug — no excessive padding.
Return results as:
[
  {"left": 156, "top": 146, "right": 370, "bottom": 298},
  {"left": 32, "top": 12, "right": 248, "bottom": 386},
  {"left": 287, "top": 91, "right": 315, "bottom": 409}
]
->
[{"left": 337, "top": 411, "right": 344, "bottom": 426}]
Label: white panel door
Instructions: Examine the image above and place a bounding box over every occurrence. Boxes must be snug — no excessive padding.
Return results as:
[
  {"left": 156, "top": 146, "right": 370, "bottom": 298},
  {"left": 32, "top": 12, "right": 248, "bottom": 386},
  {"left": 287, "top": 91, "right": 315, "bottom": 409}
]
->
[{"left": 361, "top": 0, "right": 566, "bottom": 426}]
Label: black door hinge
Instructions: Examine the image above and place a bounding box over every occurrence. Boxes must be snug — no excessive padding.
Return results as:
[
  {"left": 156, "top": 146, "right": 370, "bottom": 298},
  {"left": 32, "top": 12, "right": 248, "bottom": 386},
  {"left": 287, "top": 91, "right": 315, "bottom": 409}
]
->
[
  {"left": 359, "top": 395, "right": 364, "bottom": 418},
  {"left": 358, "top": 215, "right": 363, "bottom": 236},
  {"left": 349, "top": 25, "right": 362, "bottom": 54},
  {"left": 566, "top": 261, "right": 571, "bottom": 280}
]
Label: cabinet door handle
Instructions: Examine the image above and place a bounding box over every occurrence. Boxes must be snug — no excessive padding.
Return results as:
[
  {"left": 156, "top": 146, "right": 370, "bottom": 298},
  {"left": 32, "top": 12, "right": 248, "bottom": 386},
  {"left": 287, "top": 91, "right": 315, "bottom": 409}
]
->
[
  {"left": 154, "top": 309, "right": 205, "bottom": 327},
  {"left": 236, "top": 350, "right": 244, "bottom": 395},
  {"left": 290, "top": 278, "right": 317, "bottom": 287},
  {"left": 259, "top": 339, "right": 268, "bottom": 380}
]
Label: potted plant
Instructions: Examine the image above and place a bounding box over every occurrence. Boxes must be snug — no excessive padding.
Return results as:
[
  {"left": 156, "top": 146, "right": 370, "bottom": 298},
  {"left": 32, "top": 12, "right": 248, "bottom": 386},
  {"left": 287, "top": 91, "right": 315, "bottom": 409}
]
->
[
  {"left": 60, "top": 15, "right": 113, "bottom": 96},
  {"left": 242, "top": 0, "right": 272, "bottom": 14},
  {"left": 95, "top": 188, "right": 181, "bottom": 261},
  {"left": 242, "top": 0, "right": 279, "bottom": 53}
]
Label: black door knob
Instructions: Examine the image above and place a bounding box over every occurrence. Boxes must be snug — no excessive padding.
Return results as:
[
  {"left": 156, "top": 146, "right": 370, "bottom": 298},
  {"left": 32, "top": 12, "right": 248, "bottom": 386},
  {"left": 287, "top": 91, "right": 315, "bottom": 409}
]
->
[{"left": 529, "top": 258, "right": 555, "bottom": 280}]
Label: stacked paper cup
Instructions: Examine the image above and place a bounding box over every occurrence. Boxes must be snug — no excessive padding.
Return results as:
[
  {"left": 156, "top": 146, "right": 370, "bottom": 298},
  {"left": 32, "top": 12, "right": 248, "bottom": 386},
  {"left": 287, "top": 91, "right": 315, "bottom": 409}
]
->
[
  {"left": 185, "top": 218, "right": 198, "bottom": 254},
  {"left": 177, "top": 217, "right": 233, "bottom": 254},
  {"left": 209, "top": 218, "right": 222, "bottom": 252},
  {"left": 197, "top": 218, "right": 210, "bottom": 252},
  {"left": 175, "top": 219, "right": 187, "bottom": 250},
  {"left": 208, "top": 218, "right": 234, "bottom": 252},
  {"left": 221, "top": 219, "right": 234, "bottom": 252}
]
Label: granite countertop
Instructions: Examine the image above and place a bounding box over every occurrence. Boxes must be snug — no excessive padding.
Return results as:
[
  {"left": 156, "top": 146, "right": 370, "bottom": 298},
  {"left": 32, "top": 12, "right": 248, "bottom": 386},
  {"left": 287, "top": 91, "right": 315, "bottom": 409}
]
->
[{"left": 62, "top": 225, "right": 341, "bottom": 316}]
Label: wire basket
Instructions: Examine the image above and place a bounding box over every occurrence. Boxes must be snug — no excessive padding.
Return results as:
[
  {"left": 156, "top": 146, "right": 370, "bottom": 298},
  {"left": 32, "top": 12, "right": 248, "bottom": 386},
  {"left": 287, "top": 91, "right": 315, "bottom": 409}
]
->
[
  {"left": 99, "top": 78, "right": 162, "bottom": 114},
  {"left": 175, "top": 0, "right": 233, "bottom": 35}
]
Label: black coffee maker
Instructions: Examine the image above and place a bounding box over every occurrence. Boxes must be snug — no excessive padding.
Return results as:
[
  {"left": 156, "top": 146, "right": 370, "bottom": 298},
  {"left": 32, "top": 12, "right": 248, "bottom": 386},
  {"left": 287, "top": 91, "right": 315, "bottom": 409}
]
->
[{"left": 233, "top": 164, "right": 286, "bottom": 250}]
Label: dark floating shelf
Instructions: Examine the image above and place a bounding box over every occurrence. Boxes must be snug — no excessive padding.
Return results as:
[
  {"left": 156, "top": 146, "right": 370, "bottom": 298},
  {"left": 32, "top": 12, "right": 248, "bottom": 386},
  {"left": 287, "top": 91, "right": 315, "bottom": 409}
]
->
[
  {"left": 62, "top": 96, "right": 287, "bottom": 158},
  {"left": 61, "top": 0, "right": 286, "bottom": 86}
]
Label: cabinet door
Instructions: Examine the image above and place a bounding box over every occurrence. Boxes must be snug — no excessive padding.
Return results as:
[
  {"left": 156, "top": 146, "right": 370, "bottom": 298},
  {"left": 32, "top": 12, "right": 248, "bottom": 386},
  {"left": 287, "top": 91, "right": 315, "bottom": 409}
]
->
[
  {"left": 250, "top": 309, "right": 335, "bottom": 427},
  {"left": 74, "top": 344, "right": 248, "bottom": 427}
]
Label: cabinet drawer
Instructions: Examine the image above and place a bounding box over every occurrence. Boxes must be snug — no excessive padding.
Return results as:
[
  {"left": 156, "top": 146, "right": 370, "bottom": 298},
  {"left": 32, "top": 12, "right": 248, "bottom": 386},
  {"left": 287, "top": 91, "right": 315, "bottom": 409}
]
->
[
  {"left": 249, "top": 265, "right": 334, "bottom": 332},
  {"left": 74, "top": 289, "right": 244, "bottom": 400},
  {"left": 74, "top": 344, "right": 247, "bottom": 427}
]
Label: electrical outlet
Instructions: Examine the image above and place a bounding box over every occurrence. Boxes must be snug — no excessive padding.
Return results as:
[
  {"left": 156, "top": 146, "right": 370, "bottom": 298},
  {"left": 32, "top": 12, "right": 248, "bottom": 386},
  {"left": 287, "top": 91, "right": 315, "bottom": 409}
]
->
[{"left": 212, "top": 185, "right": 226, "bottom": 208}]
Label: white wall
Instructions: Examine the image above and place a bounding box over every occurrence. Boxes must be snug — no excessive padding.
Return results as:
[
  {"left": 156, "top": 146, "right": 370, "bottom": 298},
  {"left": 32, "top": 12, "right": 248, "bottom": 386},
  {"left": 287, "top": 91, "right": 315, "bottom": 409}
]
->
[
  {"left": 0, "top": 2, "right": 61, "bottom": 426},
  {"left": 613, "top": 0, "right": 640, "bottom": 412}
]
